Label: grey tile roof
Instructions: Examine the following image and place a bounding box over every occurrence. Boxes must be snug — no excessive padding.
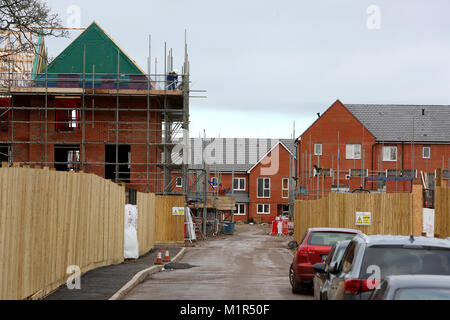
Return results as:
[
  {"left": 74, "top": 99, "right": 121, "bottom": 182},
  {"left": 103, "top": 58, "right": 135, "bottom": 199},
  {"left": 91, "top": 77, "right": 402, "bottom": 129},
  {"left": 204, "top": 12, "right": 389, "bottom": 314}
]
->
[
  {"left": 171, "top": 138, "right": 296, "bottom": 172},
  {"left": 345, "top": 104, "right": 450, "bottom": 143}
]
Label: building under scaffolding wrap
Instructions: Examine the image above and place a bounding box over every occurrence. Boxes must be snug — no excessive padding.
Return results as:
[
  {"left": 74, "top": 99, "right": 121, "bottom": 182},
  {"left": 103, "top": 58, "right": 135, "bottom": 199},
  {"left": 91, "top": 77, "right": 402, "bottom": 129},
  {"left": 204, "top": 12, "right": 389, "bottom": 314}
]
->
[{"left": 0, "top": 22, "right": 191, "bottom": 195}]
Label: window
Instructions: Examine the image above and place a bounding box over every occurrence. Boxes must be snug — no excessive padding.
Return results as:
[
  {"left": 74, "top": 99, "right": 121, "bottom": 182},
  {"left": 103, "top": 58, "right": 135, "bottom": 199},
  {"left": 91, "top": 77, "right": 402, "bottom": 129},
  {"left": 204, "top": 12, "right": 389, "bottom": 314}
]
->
[
  {"left": 257, "top": 204, "right": 270, "bottom": 215},
  {"left": 423, "top": 147, "right": 431, "bottom": 159},
  {"left": 56, "top": 109, "right": 79, "bottom": 132},
  {"left": 316, "top": 168, "right": 333, "bottom": 177},
  {"left": 176, "top": 177, "right": 183, "bottom": 187},
  {"left": 54, "top": 145, "right": 80, "bottom": 172},
  {"left": 314, "top": 143, "right": 322, "bottom": 156},
  {"left": 282, "top": 178, "right": 289, "bottom": 198},
  {"left": 346, "top": 144, "right": 361, "bottom": 160},
  {"left": 307, "top": 232, "right": 358, "bottom": 246},
  {"left": 234, "top": 203, "right": 246, "bottom": 216},
  {"left": 0, "top": 144, "right": 10, "bottom": 165},
  {"left": 342, "top": 241, "right": 357, "bottom": 273},
  {"left": 233, "top": 177, "right": 246, "bottom": 191},
  {"left": 382, "top": 146, "right": 397, "bottom": 162},
  {"left": 257, "top": 177, "right": 270, "bottom": 198},
  {"left": 55, "top": 98, "right": 80, "bottom": 132}
]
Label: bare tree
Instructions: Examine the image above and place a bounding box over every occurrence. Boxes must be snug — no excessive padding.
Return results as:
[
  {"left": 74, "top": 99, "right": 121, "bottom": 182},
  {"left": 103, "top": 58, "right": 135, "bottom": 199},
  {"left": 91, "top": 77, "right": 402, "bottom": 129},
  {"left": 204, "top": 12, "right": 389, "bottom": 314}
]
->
[{"left": 0, "top": 0, "right": 67, "bottom": 57}]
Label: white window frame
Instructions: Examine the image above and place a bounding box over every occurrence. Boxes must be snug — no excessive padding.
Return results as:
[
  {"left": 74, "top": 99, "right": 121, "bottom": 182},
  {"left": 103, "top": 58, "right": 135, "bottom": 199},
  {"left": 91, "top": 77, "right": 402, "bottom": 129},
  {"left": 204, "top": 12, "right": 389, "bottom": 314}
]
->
[
  {"left": 257, "top": 204, "right": 270, "bottom": 215},
  {"left": 211, "top": 176, "right": 218, "bottom": 187},
  {"left": 257, "top": 177, "right": 271, "bottom": 198},
  {"left": 382, "top": 146, "right": 398, "bottom": 162},
  {"left": 69, "top": 109, "right": 78, "bottom": 128},
  {"left": 234, "top": 203, "right": 246, "bottom": 216},
  {"left": 314, "top": 143, "right": 322, "bottom": 156},
  {"left": 423, "top": 146, "right": 431, "bottom": 159},
  {"left": 233, "top": 177, "right": 246, "bottom": 191},
  {"left": 176, "top": 177, "right": 183, "bottom": 187},
  {"left": 282, "top": 178, "right": 289, "bottom": 199},
  {"left": 346, "top": 144, "right": 361, "bottom": 160}
]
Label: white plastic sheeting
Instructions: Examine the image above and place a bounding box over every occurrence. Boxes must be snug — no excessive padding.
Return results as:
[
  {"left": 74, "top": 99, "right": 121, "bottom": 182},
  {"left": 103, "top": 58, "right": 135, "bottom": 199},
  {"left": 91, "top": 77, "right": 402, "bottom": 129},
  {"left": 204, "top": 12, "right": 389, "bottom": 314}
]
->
[
  {"left": 124, "top": 204, "right": 139, "bottom": 259},
  {"left": 185, "top": 207, "right": 196, "bottom": 241}
]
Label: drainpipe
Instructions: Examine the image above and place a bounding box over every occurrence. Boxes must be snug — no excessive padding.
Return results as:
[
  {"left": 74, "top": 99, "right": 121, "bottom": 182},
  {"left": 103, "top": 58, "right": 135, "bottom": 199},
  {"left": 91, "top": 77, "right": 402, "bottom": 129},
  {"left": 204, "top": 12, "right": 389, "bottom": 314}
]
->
[{"left": 371, "top": 143, "right": 376, "bottom": 190}]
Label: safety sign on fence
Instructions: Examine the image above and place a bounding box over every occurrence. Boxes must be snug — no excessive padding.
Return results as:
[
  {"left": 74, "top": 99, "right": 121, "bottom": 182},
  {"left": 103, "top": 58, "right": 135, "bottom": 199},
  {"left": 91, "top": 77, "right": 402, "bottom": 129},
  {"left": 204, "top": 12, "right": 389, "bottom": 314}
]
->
[
  {"left": 356, "top": 212, "right": 371, "bottom": 226},
  {"left": 172, "top": 207, "right": 185, "bottom": 216}
]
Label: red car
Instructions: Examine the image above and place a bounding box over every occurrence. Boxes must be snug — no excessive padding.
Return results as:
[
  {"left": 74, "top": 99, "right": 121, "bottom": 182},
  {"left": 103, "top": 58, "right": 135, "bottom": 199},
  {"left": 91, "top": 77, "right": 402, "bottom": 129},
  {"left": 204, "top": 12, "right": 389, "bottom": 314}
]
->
[{"left": 289, "top": 227, "right": 360, "bottom": 294}]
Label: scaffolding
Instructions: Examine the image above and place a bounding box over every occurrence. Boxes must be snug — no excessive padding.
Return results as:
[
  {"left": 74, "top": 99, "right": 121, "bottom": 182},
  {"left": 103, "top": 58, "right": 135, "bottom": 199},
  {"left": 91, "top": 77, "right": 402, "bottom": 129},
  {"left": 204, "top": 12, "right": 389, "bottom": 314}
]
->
[{"left": 0, "top": 30, "right": 194, "bottom": 195}]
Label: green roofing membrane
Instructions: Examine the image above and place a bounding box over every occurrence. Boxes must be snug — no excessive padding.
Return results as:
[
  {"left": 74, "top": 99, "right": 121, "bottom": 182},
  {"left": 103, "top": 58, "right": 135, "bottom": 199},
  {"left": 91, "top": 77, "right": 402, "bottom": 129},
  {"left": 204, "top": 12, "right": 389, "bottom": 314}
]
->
[{"left": 41, "top": 22, "right": 144, "bottom": 75}]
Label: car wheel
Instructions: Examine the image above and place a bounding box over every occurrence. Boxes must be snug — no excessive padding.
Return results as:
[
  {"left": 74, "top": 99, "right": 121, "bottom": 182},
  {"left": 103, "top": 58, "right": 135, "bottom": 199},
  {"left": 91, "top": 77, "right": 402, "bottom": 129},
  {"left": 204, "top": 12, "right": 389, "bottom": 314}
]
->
[{"left": 289, "top": 264, "right": 303, "bottom": 294}]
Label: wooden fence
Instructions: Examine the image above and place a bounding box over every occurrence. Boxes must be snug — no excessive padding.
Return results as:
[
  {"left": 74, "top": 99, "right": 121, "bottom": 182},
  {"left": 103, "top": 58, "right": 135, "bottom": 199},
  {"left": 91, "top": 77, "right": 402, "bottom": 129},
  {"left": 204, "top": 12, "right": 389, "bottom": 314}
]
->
[
  {"left": 136, "top": 193, "right": 185, "bottom": 254},
  {"left": 294, "top": 185, "right": 423, "bottom": 242},
  {"left": 435, "top": 186, "right": 450, "bottom": 238},
  {"left": 154, "top": 195, "right": 186, "bottom": 244},
  {"left": 0, "top": 167, "right": 125, "bottom": 300},
  {"left": 0, "top": 167, "right": 186, "bottom": 300}
]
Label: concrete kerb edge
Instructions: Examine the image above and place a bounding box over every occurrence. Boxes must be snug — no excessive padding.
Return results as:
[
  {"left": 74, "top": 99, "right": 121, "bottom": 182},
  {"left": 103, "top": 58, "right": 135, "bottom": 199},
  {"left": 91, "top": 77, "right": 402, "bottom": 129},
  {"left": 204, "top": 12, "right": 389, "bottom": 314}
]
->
[{"left": 109, "top": 247, "right": 187, "bottom": 300}]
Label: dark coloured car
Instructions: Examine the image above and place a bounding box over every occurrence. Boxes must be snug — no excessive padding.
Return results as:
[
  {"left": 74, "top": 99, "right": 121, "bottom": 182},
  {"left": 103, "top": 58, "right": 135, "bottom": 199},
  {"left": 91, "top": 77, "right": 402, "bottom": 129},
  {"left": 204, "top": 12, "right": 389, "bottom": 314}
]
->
[
  {"left": 289, "top": 227, "right": 360, "bottom": 293},
  {"left": 312, "top": 240, "right": 351, "bottom": 300},
  {"left": 327, "top": 234, "right": 450, "bottom": 300},
  {"left": 370, "top": 275, "right": 450, "bottom": 300}
]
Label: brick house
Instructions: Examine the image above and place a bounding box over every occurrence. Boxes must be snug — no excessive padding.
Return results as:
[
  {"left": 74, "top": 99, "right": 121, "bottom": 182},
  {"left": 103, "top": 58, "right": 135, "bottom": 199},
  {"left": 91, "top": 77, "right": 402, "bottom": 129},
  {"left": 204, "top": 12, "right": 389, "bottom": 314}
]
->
[
  {"left": 0, "top": 22, "right": 188, "bottom": 193},
  {"left": 172, "top": 138, "right": 296, "bottom": 223},
  {"left": 297, "top": 100, "right": 450, "bottom": 199}
]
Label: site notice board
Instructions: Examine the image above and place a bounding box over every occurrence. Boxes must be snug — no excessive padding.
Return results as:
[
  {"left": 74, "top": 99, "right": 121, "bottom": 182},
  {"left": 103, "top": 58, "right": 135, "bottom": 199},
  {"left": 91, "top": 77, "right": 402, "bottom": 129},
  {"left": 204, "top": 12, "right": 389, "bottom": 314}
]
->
[{"left": 356, "top": 212, "right": 371, "bottom": 226}]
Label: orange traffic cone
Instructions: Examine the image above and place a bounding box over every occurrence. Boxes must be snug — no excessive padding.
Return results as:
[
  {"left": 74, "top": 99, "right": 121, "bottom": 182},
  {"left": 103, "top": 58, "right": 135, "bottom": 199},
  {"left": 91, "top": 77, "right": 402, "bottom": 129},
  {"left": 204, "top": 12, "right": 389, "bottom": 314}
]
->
[
  {"left": 163, "top": 248, "right": 171, "bottom": 263},
  {"left": 155, "top": 249, "right": 162, "bottom": 265}
]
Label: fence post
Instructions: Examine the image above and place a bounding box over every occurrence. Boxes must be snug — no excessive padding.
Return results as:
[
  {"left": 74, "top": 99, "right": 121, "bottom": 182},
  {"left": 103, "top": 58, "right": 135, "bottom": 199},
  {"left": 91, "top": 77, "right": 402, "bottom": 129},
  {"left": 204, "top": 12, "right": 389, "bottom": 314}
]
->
[{"left": 412, "top": 185, "right": 423, "bottom": 236}]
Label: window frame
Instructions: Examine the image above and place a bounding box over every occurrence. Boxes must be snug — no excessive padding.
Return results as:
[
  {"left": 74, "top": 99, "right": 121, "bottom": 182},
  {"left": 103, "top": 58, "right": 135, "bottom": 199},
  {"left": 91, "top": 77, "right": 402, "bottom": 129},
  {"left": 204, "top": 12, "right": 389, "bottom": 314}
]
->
[
  {"left": 234, "top": 203, "right": 246, "bottom": 216},
  {"left": 282, "top": 178, "right": 289, "bottom": 199},
  {"left": 257, "top": 177, "right": 271, "bottom": 198},
  {"left": 382, "top": 146, "right": 398, "bottom": 162},
  {"left": 346, "top": 144, "right": 362, "bottom": 160},
  {"left": 233, "top": 177, "right": 246, "bottom": 191},
  {"left": 314, "top": 143, "right": 322, "bottom": 156},
  {"left": 176, "top": 176, "right": 183, "bottom": 188},
  {"left": 257, "top": 203, "right": 270, "bottom": 215},
  {"left": 423, "top": 146, "right": 431, "bottom": 159},
  {"left": 211, "top": 176, "right": 218, "bottom": 187}
]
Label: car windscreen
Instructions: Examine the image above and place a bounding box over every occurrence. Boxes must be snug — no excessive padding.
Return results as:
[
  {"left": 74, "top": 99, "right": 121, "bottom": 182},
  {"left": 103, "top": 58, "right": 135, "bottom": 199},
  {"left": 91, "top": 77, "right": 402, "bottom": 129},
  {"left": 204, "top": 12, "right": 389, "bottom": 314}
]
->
[
  {"left": 394, "top": 288, "right": 450, "bottom": 300},
  {"left": 307, "top": 232, "right": 357, "bottom": 246},
  {"left": 360, "top": 246, "right": 450, "bottom": 279}
]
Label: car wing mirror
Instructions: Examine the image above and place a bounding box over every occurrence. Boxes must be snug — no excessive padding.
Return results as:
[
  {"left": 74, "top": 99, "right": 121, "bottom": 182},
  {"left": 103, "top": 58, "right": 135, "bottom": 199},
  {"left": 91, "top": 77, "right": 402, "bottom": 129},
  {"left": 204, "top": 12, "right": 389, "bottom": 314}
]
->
[
  {"left": 312, "top": 262, "right": 326, "bottom": 274},
  {"left": 288, "top": 241, "right": 298, "bottom": 249},
  {"left": 328, "top": 261, "right": 339, "bottom": 275}
]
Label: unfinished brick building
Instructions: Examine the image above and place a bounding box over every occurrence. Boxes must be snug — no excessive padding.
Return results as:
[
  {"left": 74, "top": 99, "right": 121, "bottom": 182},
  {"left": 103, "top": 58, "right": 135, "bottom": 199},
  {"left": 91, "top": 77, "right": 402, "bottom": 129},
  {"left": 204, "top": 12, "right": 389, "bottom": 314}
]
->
[{"left": 0, "top": 22, "right": 190, "bottom": 194}]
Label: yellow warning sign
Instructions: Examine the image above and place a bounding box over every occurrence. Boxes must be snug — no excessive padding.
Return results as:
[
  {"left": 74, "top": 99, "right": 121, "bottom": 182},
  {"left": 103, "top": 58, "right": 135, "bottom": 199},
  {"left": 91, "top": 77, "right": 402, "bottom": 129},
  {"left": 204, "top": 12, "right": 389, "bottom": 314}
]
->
[
  {"left": 356, "top": 212, "right": 371, "bottom": 226},
  {"left": 172, "top": 207, "right": 185, "bottom": 216}
]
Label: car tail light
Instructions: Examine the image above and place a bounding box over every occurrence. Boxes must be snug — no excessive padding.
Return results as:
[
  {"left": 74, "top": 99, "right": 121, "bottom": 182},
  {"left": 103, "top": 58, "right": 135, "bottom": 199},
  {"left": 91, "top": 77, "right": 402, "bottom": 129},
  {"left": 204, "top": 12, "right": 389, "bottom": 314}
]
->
[
  {"left": 344, "top": 279, "right": 379, "bottom": 295},
  {"left": 297, "top": 246, "right": 316, "bottom": 262}
]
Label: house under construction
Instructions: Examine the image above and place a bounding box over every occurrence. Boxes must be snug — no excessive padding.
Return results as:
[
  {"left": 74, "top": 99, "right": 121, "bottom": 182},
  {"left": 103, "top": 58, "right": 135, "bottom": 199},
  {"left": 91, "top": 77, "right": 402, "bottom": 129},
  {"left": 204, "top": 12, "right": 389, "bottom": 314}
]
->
[{"left": 0, "top": 22, "right": 191, "bottom": 194}]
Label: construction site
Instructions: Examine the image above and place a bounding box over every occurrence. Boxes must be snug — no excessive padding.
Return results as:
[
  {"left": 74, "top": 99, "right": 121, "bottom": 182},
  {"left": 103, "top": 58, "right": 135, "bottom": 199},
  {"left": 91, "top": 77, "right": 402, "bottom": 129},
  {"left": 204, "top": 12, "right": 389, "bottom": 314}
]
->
[{"left": 0, "top": 22, "right": 192, "bottom": 195}]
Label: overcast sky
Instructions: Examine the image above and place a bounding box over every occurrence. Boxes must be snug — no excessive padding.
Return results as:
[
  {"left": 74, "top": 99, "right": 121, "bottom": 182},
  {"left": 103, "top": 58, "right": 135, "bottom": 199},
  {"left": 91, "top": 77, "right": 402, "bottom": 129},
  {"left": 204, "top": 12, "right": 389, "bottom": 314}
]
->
[{"left": 45, "top": 0, "right": 450, "bottom": 139}]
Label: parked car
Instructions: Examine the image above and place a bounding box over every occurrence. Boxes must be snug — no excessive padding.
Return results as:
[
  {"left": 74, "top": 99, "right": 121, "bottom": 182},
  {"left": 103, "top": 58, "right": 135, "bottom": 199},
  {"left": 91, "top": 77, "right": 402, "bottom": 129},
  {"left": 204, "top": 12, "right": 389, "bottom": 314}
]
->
[
  {"left": 289, "top": 227, "right": 360, "bottom": 293},
  {"left": 327, "top": 234, "right": 450, "bottom": 300},
  {"left": 312, "top": 240, "right": 351, "bottom": 300},
  {"left": 369, "top": 275, "right": 450, "bottom": 300}
]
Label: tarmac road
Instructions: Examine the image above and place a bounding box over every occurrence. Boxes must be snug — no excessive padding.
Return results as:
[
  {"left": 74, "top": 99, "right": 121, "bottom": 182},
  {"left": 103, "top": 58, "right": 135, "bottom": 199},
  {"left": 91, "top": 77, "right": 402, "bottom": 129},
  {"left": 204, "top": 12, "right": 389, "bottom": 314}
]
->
[{"left": 123, "top": 223, "right": 312, "bottom": 300}]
